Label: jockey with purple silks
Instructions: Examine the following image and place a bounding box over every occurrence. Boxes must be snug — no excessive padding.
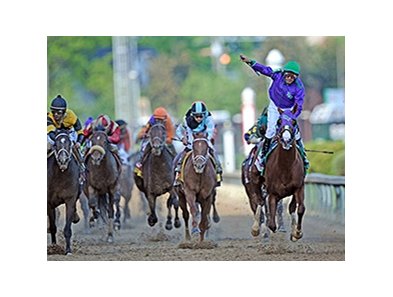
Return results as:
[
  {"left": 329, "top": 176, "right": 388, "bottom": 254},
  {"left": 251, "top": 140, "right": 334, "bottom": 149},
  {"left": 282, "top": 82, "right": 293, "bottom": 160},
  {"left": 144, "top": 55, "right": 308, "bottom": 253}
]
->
[{"left": 240, "top": 54, "right": 309, "bottom": 170}]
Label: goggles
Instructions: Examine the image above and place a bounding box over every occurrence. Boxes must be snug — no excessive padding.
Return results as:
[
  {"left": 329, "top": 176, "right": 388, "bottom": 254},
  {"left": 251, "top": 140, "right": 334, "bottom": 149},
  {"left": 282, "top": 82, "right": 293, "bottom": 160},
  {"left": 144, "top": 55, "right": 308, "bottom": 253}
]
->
[
  {"left": 284, "top": 72, "right": 298, "bottom": 80},
  {"left": 193, "top": 113, "right": 204, "bottom": 119},
  {"left": 51, "top": 109, "right": 65, "bottom": 116}
]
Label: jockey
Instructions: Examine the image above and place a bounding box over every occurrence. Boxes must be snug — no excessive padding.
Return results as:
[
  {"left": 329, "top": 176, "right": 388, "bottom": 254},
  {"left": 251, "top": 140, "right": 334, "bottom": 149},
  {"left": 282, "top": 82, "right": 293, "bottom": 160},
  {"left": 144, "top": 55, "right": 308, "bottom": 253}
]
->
[
  {"left": 82, "top": 114, "right": 122, "bottom": 161},
  {"left": 174, "top": 100, "right": 223, "bottom": 186},
  {"left": 47, "top": 95, "right": 85, "bottom": 177},
  {"left": 240, "top": 54, "right": 309, "bottom": 170},
  {"left": 134, "top": 107, "right": 176, "bottom": 176},
  {"left": 47, "top": 94, "right": 84, "bottom": 148},
  {"left": 115, "top": 119, "right": 132, "bottom": 165},
  {"left": 244, "top": 106, "right": 268, "bottom": 145}
]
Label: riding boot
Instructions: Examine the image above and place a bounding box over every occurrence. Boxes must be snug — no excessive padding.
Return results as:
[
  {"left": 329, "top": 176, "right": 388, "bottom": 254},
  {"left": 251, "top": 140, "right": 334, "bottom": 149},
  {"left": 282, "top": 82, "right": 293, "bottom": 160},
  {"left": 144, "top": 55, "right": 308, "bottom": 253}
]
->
[
  {"left": 296, "top": 138, "right": 310, "bottom": 171},
  {"left": 262, "top": 136, "right": 272, "bottom": 157},
  {"left": 72, "top": 145, "right": 86, "bottom": 185},
  {"left": 173, "top": 150, "right": 186, "bottom": 186},
  {"left": 210, "top": 148, "right": 223, "bottom": 186},
  {"left": 166, "top": 143, "right": 177, "bottom": 157}
]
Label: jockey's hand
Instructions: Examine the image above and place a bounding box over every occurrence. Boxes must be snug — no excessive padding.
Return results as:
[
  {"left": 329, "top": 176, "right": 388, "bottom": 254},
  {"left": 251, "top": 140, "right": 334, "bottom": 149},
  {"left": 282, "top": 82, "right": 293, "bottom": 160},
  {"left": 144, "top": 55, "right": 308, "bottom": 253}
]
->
[
  {"left": 182, "top": 137, "right": 188, "bottom": 146},
  {"left": 292, "top": 103, "right": 298, "bottom": 115},
  {"left": 240, "top": 54, "right": 250, "bottom": 63},
  {"left": 74, "top": 142, "right": 81, "bottom": 149}
]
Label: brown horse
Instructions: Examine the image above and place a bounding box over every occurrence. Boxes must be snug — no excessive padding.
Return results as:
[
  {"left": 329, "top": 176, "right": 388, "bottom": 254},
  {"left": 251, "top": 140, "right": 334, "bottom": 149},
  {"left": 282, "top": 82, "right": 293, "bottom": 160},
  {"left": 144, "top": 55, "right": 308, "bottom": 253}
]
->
[
  {"left": 175, "top": 132, "right": 216, "bottom": 241},
  {"left": 47, "top": 129, "right": 80, "bottom": 254},
  {"left": 264, "top": 109, "right": 305, "bottom": 241},
  {"left": 241, "top": 116, "right": 285, "bottom": 238},
  {"left": 134, "top": 121, "right": 180, "bottom": 230},
  {"left": 84, "top": 129, "right": 121, "bottom": 242}
]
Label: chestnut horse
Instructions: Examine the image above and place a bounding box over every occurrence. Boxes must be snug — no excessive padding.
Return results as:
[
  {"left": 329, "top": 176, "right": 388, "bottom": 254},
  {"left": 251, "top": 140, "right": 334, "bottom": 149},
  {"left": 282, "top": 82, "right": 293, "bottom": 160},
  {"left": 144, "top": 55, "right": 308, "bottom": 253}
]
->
[
  {"left": 47, "top": 129, "right": 80, "bottom": 254},
  {"left": 134, "top": 121, "right": 180, "bottom": 230},
  {"left": 264, "top": 109, "right": 305, "bottom": 241},
  {"left": 175, "top": 132, "right": 216, "bottom": 242}
]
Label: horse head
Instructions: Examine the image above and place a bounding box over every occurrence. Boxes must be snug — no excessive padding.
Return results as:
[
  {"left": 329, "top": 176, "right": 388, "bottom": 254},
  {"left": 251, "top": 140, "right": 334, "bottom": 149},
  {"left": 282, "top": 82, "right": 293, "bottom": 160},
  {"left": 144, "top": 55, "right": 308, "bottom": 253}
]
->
[
  {"left": 191, "top": 132, "right": 209, "bottom": 174},
  {"left": 276, "top": 109, "right": 297, "bottom": 150},
  {"left": 88, "top": 130, "right": 108, "bottom": 165},
  {"left": 148, "top": 121, "right": 166, "bottom": 156},
  {"left": 53, "top": 129, "right": 73, "bottom": 171}
]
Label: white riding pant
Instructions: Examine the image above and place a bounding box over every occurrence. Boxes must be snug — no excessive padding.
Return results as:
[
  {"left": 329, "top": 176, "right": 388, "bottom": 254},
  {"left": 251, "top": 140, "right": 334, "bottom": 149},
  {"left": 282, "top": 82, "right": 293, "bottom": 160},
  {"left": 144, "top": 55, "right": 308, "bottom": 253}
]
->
[{"left": 266, "top": 101, "right": 301, "bottom": 140}]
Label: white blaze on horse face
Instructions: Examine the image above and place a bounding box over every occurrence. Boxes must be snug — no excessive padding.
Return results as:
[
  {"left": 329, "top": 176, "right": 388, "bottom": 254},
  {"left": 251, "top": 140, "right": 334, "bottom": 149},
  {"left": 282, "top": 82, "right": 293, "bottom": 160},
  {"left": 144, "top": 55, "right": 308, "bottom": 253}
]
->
[{"left": 283, "top": 129, "right": 291, "bottom": 142}]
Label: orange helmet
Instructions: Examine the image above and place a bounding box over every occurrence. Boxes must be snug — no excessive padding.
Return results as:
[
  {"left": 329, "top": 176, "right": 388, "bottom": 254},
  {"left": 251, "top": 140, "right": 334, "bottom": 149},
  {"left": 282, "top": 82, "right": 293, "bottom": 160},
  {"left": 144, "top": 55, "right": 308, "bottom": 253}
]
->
[{"left": 153, "top": 107, "right": 169, "bottom": 120}]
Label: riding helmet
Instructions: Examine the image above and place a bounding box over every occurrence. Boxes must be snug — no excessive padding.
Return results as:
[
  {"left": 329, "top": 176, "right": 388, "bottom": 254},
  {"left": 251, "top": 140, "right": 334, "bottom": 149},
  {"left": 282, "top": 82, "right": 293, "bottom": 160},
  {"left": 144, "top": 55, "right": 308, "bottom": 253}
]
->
[
  {"left": 50, "top": 94, "right": 67, "bottom": 111},
  {"left": 95, "top": 114, "right": 111, "bottom": 132},
  {"left": 153, "top": 107, "right": 169, "bottom": 120},
  {"left": 283, "top": 61, "right": 301, "bottom": 75},
  {"left": 191, "top": 101, "right": 207, "bottom": 116}
]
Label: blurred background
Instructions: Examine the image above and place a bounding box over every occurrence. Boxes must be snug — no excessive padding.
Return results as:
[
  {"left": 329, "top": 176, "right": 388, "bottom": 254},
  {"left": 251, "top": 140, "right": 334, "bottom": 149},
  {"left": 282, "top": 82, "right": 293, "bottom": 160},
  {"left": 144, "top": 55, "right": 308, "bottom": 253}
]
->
[{"left": 47, "top": 36, "right": 345, "bottom": 175}]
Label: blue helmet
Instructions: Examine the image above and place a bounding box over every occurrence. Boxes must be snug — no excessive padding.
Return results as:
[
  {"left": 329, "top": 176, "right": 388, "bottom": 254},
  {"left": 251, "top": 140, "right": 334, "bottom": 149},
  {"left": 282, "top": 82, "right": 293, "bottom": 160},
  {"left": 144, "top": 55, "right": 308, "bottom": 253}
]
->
[{"left": 191, "top": 101, "right": 207, "bottom": 117}]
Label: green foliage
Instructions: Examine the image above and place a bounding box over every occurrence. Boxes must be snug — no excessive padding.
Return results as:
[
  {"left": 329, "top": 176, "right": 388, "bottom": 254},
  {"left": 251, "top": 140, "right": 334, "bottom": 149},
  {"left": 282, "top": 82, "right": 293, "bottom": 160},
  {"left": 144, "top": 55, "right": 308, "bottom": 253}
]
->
[
  {"left": 306, "top": 140, "right": 345, "bottom": 175},
  {"left": 47, "top": 36, "right": 344, "bottom": 124},
  {"left": 47, "top": 36, "right": 114, "bottom": 120},
  {"left": 177, "top": 70, "right": 249, "bottom": 117}
]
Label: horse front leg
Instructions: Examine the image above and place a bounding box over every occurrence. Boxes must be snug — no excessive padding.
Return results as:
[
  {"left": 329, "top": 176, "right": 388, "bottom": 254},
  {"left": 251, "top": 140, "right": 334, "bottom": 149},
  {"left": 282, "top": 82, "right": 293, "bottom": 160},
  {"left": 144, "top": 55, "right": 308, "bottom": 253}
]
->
[
  {"left": 199, "top": 195, "right": 213, "bottom": 242},
  {"left": 113, "top": 191, "right": 121, "bottom": 230},
  {"left": 186, "top": 194, "right": 200, "bottom": 236},
  {"left": 165, "top": 193, "right": 174, "bottom": 230},
  {"left": 276, "top": 199, "right": 286, "bottom": 232},
  {"left": 177, "top": 191, "right": 190, "bottom": 240},
  {"left": 246, "top": 185, "right": 265, "bottom": 237},
  {"left": 268, "top": 194, "right": 278, "bottom": 232},
  {"left": 106, "top": 192, "right": 115, "bottom": 243},
  {"left": 146, "top": 194, "right": 158, "bottom": 227},
  {"left": 289, "top": 186, "right": 305, "bottom": 241},
  {"left": 47, "top": 206, "right": 57, "bottom": 244},
  {"left": 64, "top": 199, "right": 76, "bottom": 255},
  {"left": 211, "top": 189, "right": 220, "bottom": 223},
  {"left": 87, "top": 186, "right": 99, "bottom": 228}
]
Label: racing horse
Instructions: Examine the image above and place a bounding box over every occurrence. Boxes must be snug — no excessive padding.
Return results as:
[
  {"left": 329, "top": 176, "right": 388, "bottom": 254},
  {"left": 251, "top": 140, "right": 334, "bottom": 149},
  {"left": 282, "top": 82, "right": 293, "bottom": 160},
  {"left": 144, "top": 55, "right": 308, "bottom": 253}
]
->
[
  {"left": 134, "top": 121, "right": 180, "bottom": 230},
  {"left": 241, "top": 112, "right": 285, "bottom": 238},
  {"left": 84, "top": 129, "right": 121, "bottom": 242},
  {"left": 175, "top": 132, "right": 216, "bottom": 242},
  {"left": 263, "top": 109, "right": 305, "bottom": 241},
  {"left": 47, "top": 129, "right": 80, "bottom": 254}
]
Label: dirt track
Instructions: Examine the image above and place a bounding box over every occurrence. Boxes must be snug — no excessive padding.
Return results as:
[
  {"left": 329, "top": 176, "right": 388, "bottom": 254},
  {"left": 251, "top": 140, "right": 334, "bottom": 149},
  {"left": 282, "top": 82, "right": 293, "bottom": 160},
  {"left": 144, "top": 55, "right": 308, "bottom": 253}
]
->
[{"left": 47, "top": 183, "right": 345, "bottom": 261}]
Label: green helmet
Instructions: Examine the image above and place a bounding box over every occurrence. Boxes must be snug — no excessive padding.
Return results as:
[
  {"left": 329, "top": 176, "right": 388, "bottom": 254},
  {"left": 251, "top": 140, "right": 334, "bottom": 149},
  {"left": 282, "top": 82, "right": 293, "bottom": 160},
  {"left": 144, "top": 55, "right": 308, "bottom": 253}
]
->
[{"left": 283, "top": 61, "right": 301, "bottom": 75}]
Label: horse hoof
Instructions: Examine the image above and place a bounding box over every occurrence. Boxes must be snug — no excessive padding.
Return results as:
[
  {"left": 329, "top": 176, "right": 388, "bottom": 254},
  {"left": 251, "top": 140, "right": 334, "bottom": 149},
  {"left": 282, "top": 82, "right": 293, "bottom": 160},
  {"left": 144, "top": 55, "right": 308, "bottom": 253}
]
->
[
  {"left": 72, "top": 213, "right": 80, "bottom": 224},
  {"left": 165, "top": 223, "right": 173, "bottom": 231},
  {"left": 174, "top": 219, "right": 181, "bottom": 229},
  {"left": 251, "top": 228, "right": 260, "bottom": 237},
  {"left": 213, "top": 216, "right": 220, "bottom": 223},
  {"left": 277, "top": 225, "right": 287, "bottom": 233},
  {"left": 148, "top": 215, "right": 157, "bottom": 227},
  {"left": 290, "top": 231, "right": 303, "bottom": 242},
  {"left": 114, "top": 222, "right": 121, "bottom": 231},
  {"left": 107, "top": 235, "right": 114, "bottom": 243}
]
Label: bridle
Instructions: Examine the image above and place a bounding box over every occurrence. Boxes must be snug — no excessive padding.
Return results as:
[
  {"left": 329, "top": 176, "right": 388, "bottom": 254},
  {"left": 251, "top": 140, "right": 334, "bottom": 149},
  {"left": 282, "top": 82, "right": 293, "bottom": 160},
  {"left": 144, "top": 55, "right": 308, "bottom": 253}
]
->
[
  {"left": 88, "top": 130, "right": 108, "bottom": 165},
  {"left": 191, "top": 137, "right": 209, "bottom": 173},
  {"left": 148, "top": 122, "right": 166, "bottom": 156},
  {"left": 276, "top": 112, "right": 296, "bottom": 150},
  {"left": 54, "top": 132, "right": 73, "bottom": 171}
]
